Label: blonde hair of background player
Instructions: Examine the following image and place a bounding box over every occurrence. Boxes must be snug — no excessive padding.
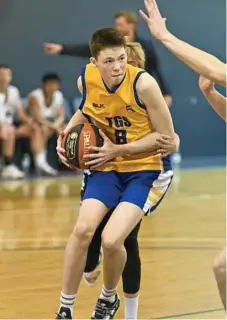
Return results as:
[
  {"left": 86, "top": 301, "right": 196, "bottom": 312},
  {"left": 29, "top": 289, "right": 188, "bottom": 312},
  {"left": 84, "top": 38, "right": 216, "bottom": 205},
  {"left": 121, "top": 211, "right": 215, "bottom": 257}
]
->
[{"left": 125, "top": 38, "right": 146, "bottom": 69}]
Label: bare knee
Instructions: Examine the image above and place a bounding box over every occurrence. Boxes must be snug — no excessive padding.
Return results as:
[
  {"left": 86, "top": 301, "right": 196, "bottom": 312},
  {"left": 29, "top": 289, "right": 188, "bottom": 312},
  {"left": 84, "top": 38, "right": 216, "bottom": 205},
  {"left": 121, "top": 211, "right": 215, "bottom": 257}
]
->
[
  {"left": 101, "top": 232, "right": 123, "bottom": 253},
  {"left": 213, "top": 252, "right": 226, "bottom": 278},
  {"left": 72, "top": 222, "right": 94, "bottom": 248},
  {"left": 1, "top": 124, "right": 15, "bottom": 140}
]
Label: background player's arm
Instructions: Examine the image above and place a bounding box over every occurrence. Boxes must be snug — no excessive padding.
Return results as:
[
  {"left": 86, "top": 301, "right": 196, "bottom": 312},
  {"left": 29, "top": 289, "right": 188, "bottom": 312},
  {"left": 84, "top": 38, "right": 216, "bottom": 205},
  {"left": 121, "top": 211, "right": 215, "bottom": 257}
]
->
[
  {"left": 140, "top": 0, "right": 226, "bottom": 87},
  {"left": 43, "top": 42, "right": 90, "bottom": 58},
  {"left": 28, "top": 96, "right": 54, "bottom": 128},
  {"left": 199, "top": 75, "right": 226, "bottom": 121},
  {"left": 52, "top": 105, "right": 65, "bottom": 130},
  {"left": 160, "top": 34, "right": 226, "bottom": 87},
  {"left": 116, "top": 132, "right": 179, "bottom": 156},
  {"left": 17, "top": 106, "right": 32, "bottom": 124},
  {"left": 85, "top": 129, "right": 179, "bottom": 169},
  {"left": 13, "top": 89, "right": 31, "bottom": 124},
  {"left": 28, "top": 96, "right": 44, "bottom": 124}
]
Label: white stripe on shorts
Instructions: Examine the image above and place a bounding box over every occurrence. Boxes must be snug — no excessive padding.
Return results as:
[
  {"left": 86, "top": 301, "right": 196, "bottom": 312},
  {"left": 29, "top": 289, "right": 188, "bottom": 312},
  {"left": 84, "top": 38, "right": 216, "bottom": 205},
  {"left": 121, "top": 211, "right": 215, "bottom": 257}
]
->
[{"left": 143, "top": 170, "right": 173, "bottom": 214}]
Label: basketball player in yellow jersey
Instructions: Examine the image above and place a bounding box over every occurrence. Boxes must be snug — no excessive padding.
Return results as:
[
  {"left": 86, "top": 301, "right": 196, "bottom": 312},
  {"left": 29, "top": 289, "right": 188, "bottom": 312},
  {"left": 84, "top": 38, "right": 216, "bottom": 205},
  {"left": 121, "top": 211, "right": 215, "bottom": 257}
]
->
[
  {"left": 140, "top": 0, "right": 226, "bottom": 311},
  {"left": 55, "top": 28, "right": 179, "bottom": 320}
]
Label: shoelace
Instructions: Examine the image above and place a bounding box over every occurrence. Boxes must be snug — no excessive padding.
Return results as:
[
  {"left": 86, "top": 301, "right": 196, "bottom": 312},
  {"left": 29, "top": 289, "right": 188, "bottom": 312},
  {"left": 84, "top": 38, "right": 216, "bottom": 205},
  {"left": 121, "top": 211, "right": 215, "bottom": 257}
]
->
[
  {"left": 94, "top": 299, "right": 117, "bottom": 319},
  {"left": 94, "top": 301, "right": 109, "bottom": 318}
]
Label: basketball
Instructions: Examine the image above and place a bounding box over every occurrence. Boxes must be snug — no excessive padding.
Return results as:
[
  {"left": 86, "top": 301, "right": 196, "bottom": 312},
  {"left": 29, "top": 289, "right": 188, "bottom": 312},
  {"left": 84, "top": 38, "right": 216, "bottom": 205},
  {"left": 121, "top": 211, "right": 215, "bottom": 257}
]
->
[{"left": 62, "top": 123, "right": 104, "bottom": 169}]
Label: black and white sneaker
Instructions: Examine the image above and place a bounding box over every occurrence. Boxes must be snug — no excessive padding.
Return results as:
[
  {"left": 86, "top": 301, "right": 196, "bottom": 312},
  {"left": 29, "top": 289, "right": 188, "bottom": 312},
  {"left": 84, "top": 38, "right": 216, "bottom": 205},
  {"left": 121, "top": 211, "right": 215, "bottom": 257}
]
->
[
  {"left": 91, "top": 294, "right": 120, "bottom": 319},
  {"left": 55, "top": 307, "right": 72, "bottom": 319}
]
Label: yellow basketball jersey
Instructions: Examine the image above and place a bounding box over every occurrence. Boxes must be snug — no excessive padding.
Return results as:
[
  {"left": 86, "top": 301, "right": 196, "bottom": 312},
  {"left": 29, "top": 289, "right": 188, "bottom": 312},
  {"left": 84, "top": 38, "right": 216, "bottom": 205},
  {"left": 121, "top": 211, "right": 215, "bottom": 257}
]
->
[{"left": 79, "top": 63, "right": 165, "bottom": 172}]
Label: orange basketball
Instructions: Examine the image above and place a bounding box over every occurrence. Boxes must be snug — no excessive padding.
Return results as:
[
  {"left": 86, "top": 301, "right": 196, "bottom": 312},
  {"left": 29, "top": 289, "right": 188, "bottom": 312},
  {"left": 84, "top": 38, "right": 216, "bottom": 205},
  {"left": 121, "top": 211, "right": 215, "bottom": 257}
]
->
[{"left": 61, "top": 123, "right": 103, "bottom": 169}]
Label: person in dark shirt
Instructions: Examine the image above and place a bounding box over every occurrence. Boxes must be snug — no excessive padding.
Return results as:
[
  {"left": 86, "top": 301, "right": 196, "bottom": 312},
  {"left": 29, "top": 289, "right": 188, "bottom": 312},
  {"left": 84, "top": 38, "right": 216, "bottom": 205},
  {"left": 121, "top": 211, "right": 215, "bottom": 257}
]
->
[{"left": 44, "top": 10, "right": 172, "bottom": 107}]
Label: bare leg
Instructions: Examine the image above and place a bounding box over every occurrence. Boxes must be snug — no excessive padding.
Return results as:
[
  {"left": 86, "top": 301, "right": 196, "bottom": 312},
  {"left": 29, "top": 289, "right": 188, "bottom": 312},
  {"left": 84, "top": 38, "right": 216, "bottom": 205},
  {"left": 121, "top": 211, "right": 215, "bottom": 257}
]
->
[
  {"left": 1, "top": 124, "right": 25, "bottom": 179},
  {"left": 2, "top": 125, "right": 15, "bottom": 158},
  {"left": 16, "top": 124, "right": 45, "bottom": 155},
  {"left": 17, "top": 124, "right": 58, "bottom": 175},
  {"left": 62, "top": 199, "right": 108, "bottom": 294},
  {"left": 102, "top": 202, "right": 143, "bottom": 291},
  {"left": 213, "top": 248, "right": 226, "bottom": 310}
]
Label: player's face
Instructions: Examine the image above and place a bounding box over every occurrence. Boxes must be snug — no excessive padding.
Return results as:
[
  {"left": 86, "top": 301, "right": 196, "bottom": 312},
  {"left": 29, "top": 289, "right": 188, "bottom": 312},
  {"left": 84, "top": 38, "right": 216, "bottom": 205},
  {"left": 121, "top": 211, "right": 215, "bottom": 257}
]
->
[
  {"left": 115, "top": 16, "right": 131, "bottom": 36},
  {"left": 94, "top": 47, "right": 127, "bottom": 86},
  {"left": 0, "top": 68, "right": 12, "bottom": 87},
  {"left": 43, "top": 80, "right": 60, "bottom": 95}
]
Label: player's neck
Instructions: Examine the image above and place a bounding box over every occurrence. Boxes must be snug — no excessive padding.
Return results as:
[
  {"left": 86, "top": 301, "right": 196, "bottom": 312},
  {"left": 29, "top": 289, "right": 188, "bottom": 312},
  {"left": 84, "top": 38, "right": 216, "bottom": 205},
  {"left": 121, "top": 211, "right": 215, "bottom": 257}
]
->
[
  {"left": 127, "top": 30, "right": 136, "bottom": 42},
  {"left": 42, "top": 89, "right": 53, "bottom": 106},
  {"left": 103, "top": 72, "right": 126, "bottom": 90}
]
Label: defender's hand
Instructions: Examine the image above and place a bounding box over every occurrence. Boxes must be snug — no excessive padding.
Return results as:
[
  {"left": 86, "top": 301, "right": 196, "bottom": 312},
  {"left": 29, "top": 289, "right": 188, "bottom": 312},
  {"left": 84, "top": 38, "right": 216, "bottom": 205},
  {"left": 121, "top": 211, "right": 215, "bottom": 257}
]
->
[
  {"left": 156, "top": 134, "right": 180, "bottom": 157},
  {"left": 83, "top": 130, "right": 120, "bottom": 169},
  {"left": 199, "top": 75, "right": 215, "bottom": 93},
  {"left": 139, "top": 0, "right": 170, "bottom": 41}
]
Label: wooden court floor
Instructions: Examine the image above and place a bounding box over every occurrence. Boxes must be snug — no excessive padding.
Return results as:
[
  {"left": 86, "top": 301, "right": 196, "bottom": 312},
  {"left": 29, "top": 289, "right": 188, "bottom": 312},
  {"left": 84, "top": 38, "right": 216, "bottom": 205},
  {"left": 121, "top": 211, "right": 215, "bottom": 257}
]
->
[{"left": 0, "top": 168, "right": 225, "bottom": 319}]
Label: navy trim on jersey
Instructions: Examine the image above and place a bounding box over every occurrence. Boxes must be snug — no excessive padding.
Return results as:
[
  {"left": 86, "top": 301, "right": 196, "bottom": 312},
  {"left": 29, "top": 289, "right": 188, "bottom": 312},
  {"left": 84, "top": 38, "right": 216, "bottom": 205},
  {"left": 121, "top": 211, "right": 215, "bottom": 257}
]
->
[
  {"left": 102, "top": 73, "right": 126, "bottom": 94},
  {"left": 133, "top": 71, "right": 146, "bottom": 110},
  {"left": 82, "top": 112, "right": 92, "bottom": 123},
  {"left": 162, "top": 155, "right": 172, "bottom": 172},
  {"left": 79, "top": 66, "right": 87, "bottom": 110}
]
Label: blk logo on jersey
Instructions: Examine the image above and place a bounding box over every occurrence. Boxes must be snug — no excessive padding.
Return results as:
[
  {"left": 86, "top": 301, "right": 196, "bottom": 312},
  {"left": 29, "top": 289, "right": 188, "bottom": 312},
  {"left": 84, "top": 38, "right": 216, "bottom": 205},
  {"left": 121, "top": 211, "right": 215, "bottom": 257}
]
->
[
  {"left": 92, "top": 103, "right": 105, "bottom": 109},
  {"left": 126, "top": 105, "right": 135, "bottom": 113}
]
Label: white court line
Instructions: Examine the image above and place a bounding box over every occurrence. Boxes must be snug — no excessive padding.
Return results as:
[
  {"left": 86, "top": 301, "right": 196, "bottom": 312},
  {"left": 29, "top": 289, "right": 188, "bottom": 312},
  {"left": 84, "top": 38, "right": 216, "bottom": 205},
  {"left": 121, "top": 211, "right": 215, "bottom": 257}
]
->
[
  {"left": 139, "top": 237, "right": 225, "bottom": 243},
  {"left": 0, "top": 236, "right": 224, "bottom": 244}
]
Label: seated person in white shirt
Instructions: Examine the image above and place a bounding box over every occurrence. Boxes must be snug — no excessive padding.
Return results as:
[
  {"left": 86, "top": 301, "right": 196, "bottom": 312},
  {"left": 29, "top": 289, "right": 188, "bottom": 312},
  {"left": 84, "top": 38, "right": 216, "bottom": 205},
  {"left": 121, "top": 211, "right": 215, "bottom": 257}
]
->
[
  {"left": 0, "top": 65, "right": 35, "bottom": 179},
  {"left": 26, "top": 73, "right": 65, "bottom": 175}
]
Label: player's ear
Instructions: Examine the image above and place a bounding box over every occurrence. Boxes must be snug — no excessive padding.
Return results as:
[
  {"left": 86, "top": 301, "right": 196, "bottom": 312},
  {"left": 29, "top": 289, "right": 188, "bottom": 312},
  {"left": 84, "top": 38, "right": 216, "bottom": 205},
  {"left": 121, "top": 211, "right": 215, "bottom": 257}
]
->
[{"left": 90, "top": 57, "right": 97, "bottom": 66}]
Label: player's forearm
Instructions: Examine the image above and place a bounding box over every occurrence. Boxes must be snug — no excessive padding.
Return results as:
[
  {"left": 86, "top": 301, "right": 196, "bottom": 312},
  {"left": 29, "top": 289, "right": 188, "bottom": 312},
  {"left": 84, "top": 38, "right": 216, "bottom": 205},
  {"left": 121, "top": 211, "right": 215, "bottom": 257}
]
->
[
  {"left": 17, "top": 107, "right": 31, "bottom": 124},
  {"left": 161, "top": 33, "right": 226, "bottom": 86},
  {"left": 202, "top": 89, "right": 226, "bottom": 121},
  {"left": 19, "top": 112, "right": 31, "bottom": 124},
  {"left": 63, "top": 110, "right": 87, "bottom": 134},
  {"left": 117, "top": 132, "right": 161, "bottom": 156}
]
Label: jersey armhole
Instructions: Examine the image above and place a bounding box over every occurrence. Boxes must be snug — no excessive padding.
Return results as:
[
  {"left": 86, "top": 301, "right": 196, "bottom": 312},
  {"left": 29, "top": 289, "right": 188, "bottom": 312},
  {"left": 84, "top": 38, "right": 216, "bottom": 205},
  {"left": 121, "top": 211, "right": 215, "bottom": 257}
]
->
[
  {"left": 133, "top": 71, "right": 146, "bottom": 110},
  {"left": 79, "top": 66, "right": 87, "bottom": 110}
]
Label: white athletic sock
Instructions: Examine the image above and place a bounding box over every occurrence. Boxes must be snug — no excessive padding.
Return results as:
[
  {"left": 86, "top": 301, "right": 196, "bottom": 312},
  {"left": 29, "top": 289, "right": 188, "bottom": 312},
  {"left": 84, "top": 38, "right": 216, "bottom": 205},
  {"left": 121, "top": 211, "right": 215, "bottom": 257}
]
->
[
  {"left": 35, "top": 151, "right": 46, "bottom": 166},
  {"left": 100, "top": 286, "right": 116, "bottom": 303},
  {"left": 60, "top": 292, "right": 76, "bottom": 315},
  {"left": 124, "top": 296, "right": 139, "bottom": 319}
]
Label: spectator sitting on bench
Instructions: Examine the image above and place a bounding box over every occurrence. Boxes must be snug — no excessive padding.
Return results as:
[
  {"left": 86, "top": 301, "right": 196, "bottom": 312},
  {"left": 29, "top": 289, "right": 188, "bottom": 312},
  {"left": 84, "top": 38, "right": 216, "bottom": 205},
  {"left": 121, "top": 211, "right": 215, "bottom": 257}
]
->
[{"left": 26, "top": 73, "right": 64, "bottom": 176}]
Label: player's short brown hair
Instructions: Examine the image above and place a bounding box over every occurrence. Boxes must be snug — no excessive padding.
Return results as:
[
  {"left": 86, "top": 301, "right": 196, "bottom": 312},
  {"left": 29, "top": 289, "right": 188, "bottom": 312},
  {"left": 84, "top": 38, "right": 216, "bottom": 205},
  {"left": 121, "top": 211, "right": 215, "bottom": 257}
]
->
[
  {"left": 114, "top": 10, "right": 138, "bottom": 24},
  {"left": 89, "top": 28, "right": 126, "bottom": 58}
]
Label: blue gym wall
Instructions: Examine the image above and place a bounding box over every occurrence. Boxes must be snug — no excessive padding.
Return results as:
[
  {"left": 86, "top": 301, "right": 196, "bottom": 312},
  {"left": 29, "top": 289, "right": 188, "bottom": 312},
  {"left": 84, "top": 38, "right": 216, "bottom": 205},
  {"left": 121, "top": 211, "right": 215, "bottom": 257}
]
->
[{"left": 0, "top": 0, "right": 225, "bottom": 157}]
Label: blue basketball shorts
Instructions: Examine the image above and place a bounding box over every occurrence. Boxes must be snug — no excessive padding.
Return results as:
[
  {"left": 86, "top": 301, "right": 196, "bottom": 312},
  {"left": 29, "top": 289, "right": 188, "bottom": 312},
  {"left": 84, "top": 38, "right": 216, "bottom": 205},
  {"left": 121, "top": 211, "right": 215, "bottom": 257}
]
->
[{"left": 81, "top": 169, "right": 173, "bottom": 215}]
